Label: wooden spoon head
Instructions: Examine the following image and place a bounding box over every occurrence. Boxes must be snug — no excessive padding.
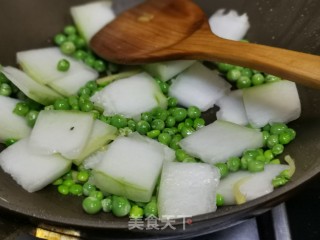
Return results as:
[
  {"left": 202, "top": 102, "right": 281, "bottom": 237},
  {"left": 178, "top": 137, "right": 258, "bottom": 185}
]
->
[{"left": 90, "top": 0, "right": 207, "bottom": 64}]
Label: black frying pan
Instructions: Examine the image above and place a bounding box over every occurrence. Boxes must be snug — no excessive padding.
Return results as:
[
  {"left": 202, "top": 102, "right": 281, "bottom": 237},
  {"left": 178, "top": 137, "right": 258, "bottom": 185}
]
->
[{"left": 0, "top": 0, "right": 319, "bottom": 238}]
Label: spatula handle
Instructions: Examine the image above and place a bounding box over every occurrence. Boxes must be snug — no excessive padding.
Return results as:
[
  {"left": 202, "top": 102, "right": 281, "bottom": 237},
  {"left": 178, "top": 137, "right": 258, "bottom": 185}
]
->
[{"left": 177, "top": 30, "right": 320, "bottom": 88}]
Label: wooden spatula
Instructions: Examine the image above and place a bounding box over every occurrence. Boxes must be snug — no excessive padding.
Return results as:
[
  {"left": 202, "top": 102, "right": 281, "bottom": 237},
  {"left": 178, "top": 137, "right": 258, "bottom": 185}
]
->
[{"left": 91, "top": 0, "right": 320, "bottom": 88}]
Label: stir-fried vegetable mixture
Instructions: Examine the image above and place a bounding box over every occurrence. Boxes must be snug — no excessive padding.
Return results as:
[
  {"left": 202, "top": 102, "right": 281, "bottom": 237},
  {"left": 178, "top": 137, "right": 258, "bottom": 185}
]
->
[{"left": 0, "top": 1, "right": 300, "bottom": 220}]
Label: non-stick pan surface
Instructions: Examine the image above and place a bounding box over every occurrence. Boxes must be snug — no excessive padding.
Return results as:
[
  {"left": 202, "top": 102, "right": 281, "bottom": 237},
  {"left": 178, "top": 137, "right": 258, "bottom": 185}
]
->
[{"left": 0, "top": 0, "right": 319, "bottom": 238}]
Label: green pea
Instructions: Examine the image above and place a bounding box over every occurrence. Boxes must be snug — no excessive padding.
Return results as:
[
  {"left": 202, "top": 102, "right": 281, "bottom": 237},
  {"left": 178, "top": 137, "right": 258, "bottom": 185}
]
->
[
  {"left": 89, "top": 190, "right": 104, "bottom": 201},
  {"left": 248, "top": 160, "right": 265, "bottom": 172},
  {"left": 159, "top": 81, "right": 169, "bottom": 94},
  {"left": 272, "top": 144, "right": 284, "bottom": 155},
  {"left": 151, "top": 119, "right": 165, "bottom": 131},
  {"left": 280, "top": 169, "right": 291, "bottom": 180},
  {"left": 227, "top": 69, "right": 241, "bottom": 82},
  {"left": 136, "top": 120, "right": 151, "bottom": 135},
  {"left": 129, "top": 205, "right": 144, "bottom": 219},
  {"left": 101, "top": 196, "right": 113, "bottom": 212},
  {"left": 270, "top": 123, "right": 287, "bottom": 135},
  {"left": 84, "top": 55, "right": 96, "bottom": 67},
  {"left": 62, "top": 179, "right": 74, "bottom": 187},
  {"left": 158, "top": 133, "right": 172, "bottom": 145},
  {"left": 152, "top": 107, "right": 168, "bottom": 121},
  {"left": 147, "top": 130, "right": 160, "bottom": 139},
  {"left": 240, "top": 156, "right": 248, "bottom": 170},
  {"left": 236, "top": 76, "right": 251, "bottom": 89},
  {"left": 77, "top": 171, "right": 89, "bottom": 182},
  {"left": 26, "top": 110, "right": 39, "bottom": 127},
  {"left": 163, "top": 127, "right": 178, "bottom": 136},
  {"left": 57, "top": 59, "right": 70, "bottom": 72},
  {"left": 4, "top": 138, "right": 18, "bottom": 147},
  {"left": 63, "top": 172, "right": 72, "bottom": 180},
  {"left": 244, "top": 149, "right": 260, "bottom": 159},
  {"left": 74, "top": 37, "right": 86, "bottom": 49},
  {"left": 285, "top": 128, "right": 296, "bottom": 140},
  {"left": 177, "top": 122, "right": 185, "bottom": 132},
  {"left": 127, "top": 119, "right": 136, "bottom": 131},
  {"left": 69, "top": 184, "right": 83, "bottom": 196},
  {"left": 78, "top": 87, "right": 92, "bottom": 96},
  {"left": 54, "top": 98, "right": 71, "bottom": 110},
  {"left": 252, "top": 73, "right": 265, "bottom": 86},
  {"left": 272, "top": 176, "right": 288, "bottom": 188},
  {"left": 60, "top": 41, "right": 76, "bottom": 55},
  {"left": 141, "top": 112, "right": 153, "bottom": 123},
  {"left": 240, "top": 68, "right": 253, "bottom": 78},
  {"left": 82, "top": 196, "right": 102, "bottom": 214},
  {"left": 187, "top": 106, "right": 201, "bottom": 119},
  {"left": 0, "top": 83, "right": 12, "bottom": 96},
  {"left": 165, "top": 116, "right": 176, "bottom": 128},
  {"left": 144, "top": 198, "right": 158, "bottom": 217},
  {"left": 215, "top": 163, "right": 229, "bottom": 178},
  {"left": 13, "top": 102, "right": 30, "bottom": 116},
  {"left": 68, "top": 95, "right": 79, "bottom": 107},
  {"left": 216, "top": 193, "right": 224, "bottom": 207},
  {"left": 168, "top": 97, "right": 178, "bottom": 108},
  {"left": 217, "top": 63, "right": 233, "bottom": 72},
  {"left": 52, "top": 178, "right": 63, "bottom": 186},
  {"left": 267, "top": 135, "right": 279, "bottom": 149},
  {"left": 58, "top": 185, "right": 69, "bottom": 195},
  {"left": 264, "top": 150, "right": 274, "bottom": 162},
  {"left": 85, "top": 81, "right": 98, "bottom": 91},
  {"left": 265, "top": 74, "right": 281, "bottom": 83},
  {"left": 80, "top": 100, "right": 94, "bottom": 112},
  {"left": 64, "top": 25, "right": 77, "bottom": 35},
  {"left": 169, "top": 134, "right": 182, "bottom": 150},
  {"left": 262, "top": 131, "right": 270, "bottom": 145},
  {"left": 94, "top": 60, "right": 107, "bottom": 72},
  {"left": 184, "top": 118, "right": 193, "bottom": 128},
  {"left": 193, "top": 118, "right": 205, "bottom": 129},
  {"left": 175, "top": 149, "right": 189, "bottom": 161},
  {"left": 54, "top": 33, "right": 67, "bottom": 45},
  {"left": 111, "top": 115, "right": 128, "bottom": 128},
  {"left": 73, "top": 49, "right": 87, "bottom": 60},
  {"left": 226, "top": 157, "right": 241, "bottom": 172},
  {"left": 99, "top": 115, "right": 111, "bottom": 124},
  {"left": 172, "top": 108, "right": 187, "bottom": 122},
  {"left": 112, "top": 196, "right": 131, "bottom": 217},
  {"left": 82, "top": 182, "right": 96, "bottom": 196},
  {"left": 270, "top": 159, "right": 281, "bottom": 164},
  {"left": 67, "top": 34, "right": 77, "bottom": 42},
  {"left": 181, "top": 126, "right": 195, "bottom": 138}
]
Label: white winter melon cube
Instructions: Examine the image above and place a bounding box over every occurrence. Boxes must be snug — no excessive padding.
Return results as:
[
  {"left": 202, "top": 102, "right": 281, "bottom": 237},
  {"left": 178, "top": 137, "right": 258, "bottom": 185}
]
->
[
  {"left": 237, "top": 164, "right": 289, "bottom": 203},
  {"left": 158, "top": 162, "right": 220, "bottom": 219},
  {"left": 1, "top": 66, "right": 62, "bottom": 105},
  {"left": 17, "top": 47, "right": 98, "bottom": 95},
  {"left": 0, "top": 138, "right": 71, "bottom": 192},
  {"left": 90, "top": 133, "right": 175, "bottom": 202},
  {"left": 71, "top": 1, "right": 115, "bottom": 42},
  {"left": 243, "top": 80, "right": 301, "bottom": 128},
  {"left": 90, "top": 72, "right": 167, "bottom": 119},
  {"left": 0, "top": 96, "right": 31, "bottom": 143},
  {"left": 179, "top": 120, "right": 264, "bottom": 164},
  {"left": 29, "top": 110, "right": 94, "bottom": 159},
  {"left": 216, "top": 90, "right": 249, "bottom": 126},
  {"left": 73, "top": 120, "right": 118, "bottom": 165},
  {"left": 209, "top": 9, "right": 250, "bottom": 41},
  {"left": 143, "top": 60, "right": 195, "bottom": 82},
  {"left": 216, "top": 171, "right": 251, "bottom": 205},
  {"left": 169, "top": 62, "right": 231, "bottom": 111}
]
